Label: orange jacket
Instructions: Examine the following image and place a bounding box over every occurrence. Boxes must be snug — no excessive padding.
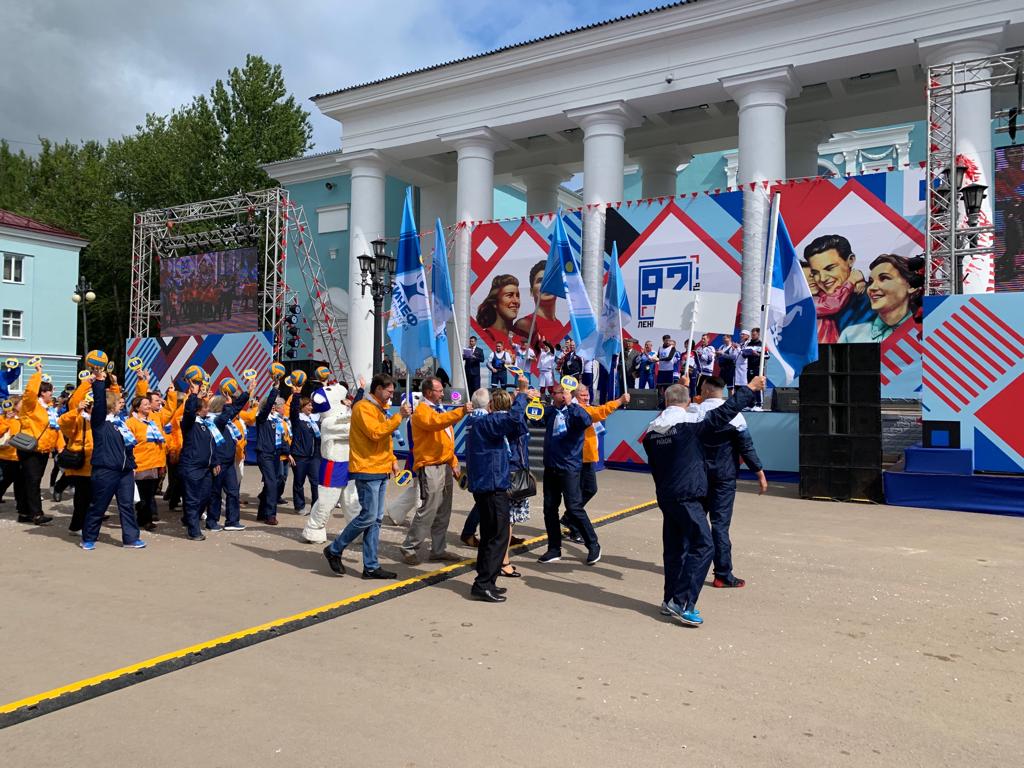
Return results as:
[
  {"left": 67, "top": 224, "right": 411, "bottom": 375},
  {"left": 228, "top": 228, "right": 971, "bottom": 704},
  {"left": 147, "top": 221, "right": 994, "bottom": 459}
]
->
[
  {"left": 581, "top": 400, "right": 620, "bottom": 464},
  {"left": 18, "top": 372, "right": 60, "bottom": 453},
  {"left": 0, "top": 413, "right": 21, "bottom": 461},
  {"left": 235, "top": 400, "right": 258, "bottom": 463},
  {"left": 58, "top": 409, "right": 93, "bottom": 477},
  {"left": 411, "top": 401, "right": 464, "bottom": 471},
  {"left": 349, "top": 396, "right": 402, "bottom": 475},
  {"left": 165, "top": 400, "right": 185, "bottom": 464}
]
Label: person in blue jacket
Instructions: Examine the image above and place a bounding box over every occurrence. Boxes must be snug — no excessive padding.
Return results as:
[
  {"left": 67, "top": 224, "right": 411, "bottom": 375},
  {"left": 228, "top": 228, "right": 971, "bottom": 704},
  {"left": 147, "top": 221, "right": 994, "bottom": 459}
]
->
[
  {"left": 179, "top": 380, "right": 234, "bottom": 540},
  {"left": 255, "top": 381, "right": 287, "bottom": 525},
  {"left": 692, "top": 377, "right": 769, "bottom": 588},
  {"left": 536, "top": 382, "right": 598, "bottom": 566},
  {"left": 204, "top": 382, "right": 254, "bottom": 533},
  {"left": 81, "top": 372, "right": 144, "bottom": 550},
  {"left": 288, "top": 383, "right": 321, "bottom": 514},
  {"left": 642, "top": 374, "right": 765, "bottom": 627},
  {"left": 464, "top": 379, "right": 533, "bottom": 603}
]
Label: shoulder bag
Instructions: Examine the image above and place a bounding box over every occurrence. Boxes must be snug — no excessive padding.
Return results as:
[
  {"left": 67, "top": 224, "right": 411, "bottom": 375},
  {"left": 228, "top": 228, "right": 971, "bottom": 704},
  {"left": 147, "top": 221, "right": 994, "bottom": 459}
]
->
[
  {"left": 57, "top": 417, "right": 87, "bottom": 470},
  {"left": 509, "top": 439, "right": 537, "bottom": 501}
]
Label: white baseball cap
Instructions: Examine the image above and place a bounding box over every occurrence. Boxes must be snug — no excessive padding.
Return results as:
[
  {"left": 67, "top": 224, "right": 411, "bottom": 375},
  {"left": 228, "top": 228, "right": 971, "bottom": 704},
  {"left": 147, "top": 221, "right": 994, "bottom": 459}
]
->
[{"left": 740, "top": 329, "right": 751, "bottom": 336}]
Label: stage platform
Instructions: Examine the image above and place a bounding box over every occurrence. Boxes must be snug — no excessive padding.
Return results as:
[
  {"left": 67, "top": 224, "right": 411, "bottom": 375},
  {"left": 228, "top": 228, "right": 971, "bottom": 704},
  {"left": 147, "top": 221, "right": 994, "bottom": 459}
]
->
[{"left": 884, "top": 463, "right": 1024, "bottom": 517}]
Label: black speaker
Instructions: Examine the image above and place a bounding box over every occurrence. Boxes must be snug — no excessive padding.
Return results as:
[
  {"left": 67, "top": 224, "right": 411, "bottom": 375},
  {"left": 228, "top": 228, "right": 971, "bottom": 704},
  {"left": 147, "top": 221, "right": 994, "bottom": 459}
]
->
[
  {"left": 799, "top": 374, "right": 829, "bottom": 405},
  {"left": 772, "top": 387, "right": 799, "bottom": 412},
  {"left": 848, "top": 343, "right": 881, "bottom": 372},
  {"left": 628, "top": 388, "right": 660, "bottom": 410}
]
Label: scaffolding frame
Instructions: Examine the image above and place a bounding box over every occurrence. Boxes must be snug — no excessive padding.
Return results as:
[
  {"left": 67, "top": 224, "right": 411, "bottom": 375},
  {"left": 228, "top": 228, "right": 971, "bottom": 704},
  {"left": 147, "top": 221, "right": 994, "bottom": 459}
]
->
[{"left": 925, "top": 51, "right": 1022, "bottom": 295}]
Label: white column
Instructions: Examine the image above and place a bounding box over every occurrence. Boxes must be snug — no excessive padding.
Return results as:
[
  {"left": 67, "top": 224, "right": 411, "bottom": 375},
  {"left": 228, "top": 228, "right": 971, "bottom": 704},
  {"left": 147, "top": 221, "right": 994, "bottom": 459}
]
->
[
  {"left": 722, "top": 66, "right": 800, "bottom": 331},
  {"left": 919, "top": 23, "right": 1006, "bottom": 294},
  {"left": 340, "top": 150, "right": 387, "bottom": 382},
  {"left": 440, "top": 128, "right": 505, "bottom": 388},
  {"left": 566, "top": 101, "right": 642, "bottom": 311},
  {"left": 634, "top": 145, "right": 691, "bottom": 199},
  {"left": 786, "top": 120, "right": 828, "bottom": 180},
  {"left": 521, "top": 165, "right": 571, "bottom": 215}
]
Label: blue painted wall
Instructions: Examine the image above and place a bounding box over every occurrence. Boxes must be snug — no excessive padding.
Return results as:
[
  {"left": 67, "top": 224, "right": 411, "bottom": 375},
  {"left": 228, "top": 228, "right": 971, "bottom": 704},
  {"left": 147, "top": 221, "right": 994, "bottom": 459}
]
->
[{"left": 0, "top": 231, "right": 82, "bottom": 390}]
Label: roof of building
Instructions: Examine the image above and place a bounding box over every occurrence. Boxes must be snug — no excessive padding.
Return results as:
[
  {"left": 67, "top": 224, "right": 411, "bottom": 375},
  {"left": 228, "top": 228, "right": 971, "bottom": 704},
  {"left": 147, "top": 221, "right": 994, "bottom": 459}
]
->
[
  {"left": 312, "top": 1, "right": 695, "bottom": 100},
  {"left": 0, "top": 209, "right": 85, "bottom": 241}
]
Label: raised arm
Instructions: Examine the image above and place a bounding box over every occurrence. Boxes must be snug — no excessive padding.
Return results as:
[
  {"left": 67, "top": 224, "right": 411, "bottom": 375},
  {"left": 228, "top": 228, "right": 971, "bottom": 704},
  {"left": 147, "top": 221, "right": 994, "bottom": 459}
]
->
[
  {"left": 217, "top": 392, "right": 250, "bottom": 428},
  {"left": 411, "top": 404, "right": 464, "bottom": 431},
  {"left": 90, "top": 379, "right": 107, "bottom": 431}
]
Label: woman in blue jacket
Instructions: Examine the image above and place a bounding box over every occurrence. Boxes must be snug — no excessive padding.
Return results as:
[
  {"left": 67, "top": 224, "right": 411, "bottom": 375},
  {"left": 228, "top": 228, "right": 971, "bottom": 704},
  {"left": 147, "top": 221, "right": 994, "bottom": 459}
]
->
[{"left": 82, "top": 373, "right": 144, "bottom": 551}]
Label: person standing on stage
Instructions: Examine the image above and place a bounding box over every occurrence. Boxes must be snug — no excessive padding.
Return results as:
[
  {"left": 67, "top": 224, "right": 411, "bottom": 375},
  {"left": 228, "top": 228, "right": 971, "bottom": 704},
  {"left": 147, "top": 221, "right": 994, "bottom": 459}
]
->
[
  {"left": 323, "top": 374, "right": 412, "bottom": 579},
  {"left": 743, "top": 328, "right": 767, "bottom": 410},
  {"left": 656, "top": 335, "right": 680, "bottom": 403},
  {"left": 488, "top": 341, "right": 512, "bottom": 390},
  {"left": 716, "top": 337, "right": 738, "bottom": 394},
  {"left": 255, "top": 379, "right": 288, "bottom": 526},
  {"left": 513, "top": 338, "right": 535, "bottom": 382},
  {"left": 536, "top": 382, "right": 600, "bottom": 566},
  {"left": 635, "top": 340, "right": 657, "bottom": 390},
  {"left": 561, "top": 384, "right": 630, "bottom": 543},
  {"left": 463, "top": 336, "right": 485, "bottom": 393},
  {"left": 642, "top": 376, "right": 765, "bottom": 626},
  {"left": 558, "top": 339, "right": 584, "bottom": 381},
  {"left": 400, "top": 376, "right": 471, "bottom": 565},
  {"left": 15, "top": 361, "right": 58, "bottom": 525},
  {"left": 464, "top": 382, "right": 532, "bottom": 602},
  {"left": 692, "top": 376, "right": 768, "bottom": 588},
  {"left": 537, "top": 340, "right": 556, "bottom": 398},
  {"left": 694, "top": 334, "right": 716, "bottom": 393},
  {"left": 81, "top": 373, "right": 145, "bottom": 550}
]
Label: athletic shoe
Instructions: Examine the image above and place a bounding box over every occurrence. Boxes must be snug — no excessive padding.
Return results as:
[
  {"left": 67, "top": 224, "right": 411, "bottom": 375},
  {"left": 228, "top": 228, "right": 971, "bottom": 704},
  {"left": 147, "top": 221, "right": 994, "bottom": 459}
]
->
[
  {"left": 585, "top": 545, "right": 602, "bottom": 566},
  {"left": 713, "top": 575, "right": 746, "bottom": 588},
  {"left": 187, "top": 533, "right": 207, "bottom": 542},
  {"left": 362, "top": 567, "right": 397, "bottom": 579},
  {"left": 80, "top": 541, "right": 96, "bottom": 551},
  {"left": 123, "top": 540, "right": 147, "bottom": 549},
  {"left": 664, "top": 599, "right": 703, "bottom": 627},
  {"left": 659, "top": 602, "right": 701, "bottom": 616},
  {"left": 206, "top": 523, "right": 224, "bottom": 532},
  {"left": 323, "top": 546, "right": 345, "bottom": 575},
  {"left": 223, "top": 523, "right": 246, "bottom": 531},
  {"left": 537, "top": 549, "right": 562, "bottom": 564}
]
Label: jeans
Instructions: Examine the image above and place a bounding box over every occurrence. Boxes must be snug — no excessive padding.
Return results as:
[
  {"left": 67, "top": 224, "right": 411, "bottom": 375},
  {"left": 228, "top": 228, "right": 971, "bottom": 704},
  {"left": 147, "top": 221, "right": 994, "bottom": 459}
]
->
[
  {"left": 84, "top": 468, "right": 141, "bottom": 545},
  {"left": 291, "top": 455, "right": 320, "bottom": 511},
  {"left": 542, "top": 466, "right": 597, "bottom": 552},
  {"left": 209, "top": 461, "right": 241, "bottom": 527},
  {"left": 328, "top": 475, "right": 388, "bottom": 571},
  {"left": 462, "top": 502, "right": 481, "bottom": 539},
  {"left": 705, "top": 478, "right": 737, "bottom": 578},
  {"left": 256, "top": 453, "right": 283, "bottom": 520},
  {"left": 660, "top": 496, "right": 713, "bottom": 609},
  {"left": 181, "top": 464, "right": 212, "bottom": 538}
]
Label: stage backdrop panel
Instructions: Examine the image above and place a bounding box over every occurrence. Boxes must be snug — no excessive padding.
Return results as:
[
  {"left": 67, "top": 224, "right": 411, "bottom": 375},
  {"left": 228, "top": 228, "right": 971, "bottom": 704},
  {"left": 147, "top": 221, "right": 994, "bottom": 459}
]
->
[
  {"left": 124, "top": 331, "right": 274, "bottom": 396},
  {"left": 159, "top": 247, "right": 260, "bottom": 337},
  {"left": 922, "top": 294, "right": 1024, "bottom": 473},
  {"left": 994, "top": 145, "right": 1024, "bottom": 292}
]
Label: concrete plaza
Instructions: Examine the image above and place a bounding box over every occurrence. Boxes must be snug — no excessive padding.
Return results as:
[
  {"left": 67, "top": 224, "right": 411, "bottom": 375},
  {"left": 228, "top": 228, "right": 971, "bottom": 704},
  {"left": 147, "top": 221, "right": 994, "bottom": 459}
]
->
[{"left": 0, "top": 469, "right": 1021, "bottom": 766}]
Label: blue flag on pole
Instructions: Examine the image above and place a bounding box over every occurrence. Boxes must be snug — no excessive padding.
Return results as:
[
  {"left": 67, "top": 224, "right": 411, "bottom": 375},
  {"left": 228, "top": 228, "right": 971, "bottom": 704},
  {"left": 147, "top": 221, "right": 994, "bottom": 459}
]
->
[
  {"left": 387, "top": 188, "right": 434, "bottom": 370},
  {"left": 430, "top": 218, "right": 454, "bottom": 372},
  {"left": 765, "top": 211, "right": 818, "bottom": 384},
  {"left": 598, "top": 242, "right": 630, "bottom": 371},
  {"left": 539, "top": 210, "right": 599, "bottom": 358}
]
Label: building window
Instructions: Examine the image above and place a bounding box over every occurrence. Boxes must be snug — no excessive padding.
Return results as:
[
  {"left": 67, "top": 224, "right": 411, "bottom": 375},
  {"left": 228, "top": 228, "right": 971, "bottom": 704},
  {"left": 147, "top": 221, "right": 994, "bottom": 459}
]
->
[
  {"left": 317, "top": 205, "right": 349, "bottom": 234},
  {"left": 2, "top": 254, "right": 24, "bottom": 283},
  {"left": 2, "top": 309, "right": 23, "bottom": 339}
]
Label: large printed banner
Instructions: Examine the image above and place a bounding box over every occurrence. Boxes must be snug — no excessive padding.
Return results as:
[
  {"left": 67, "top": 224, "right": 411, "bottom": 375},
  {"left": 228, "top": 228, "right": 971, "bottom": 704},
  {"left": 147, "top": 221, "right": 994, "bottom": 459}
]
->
[
  {"left": 124, "top": 331, "right": 274, "bottom": 396},
  {"left": 922, "top": 294, "right": 1024, "bottom": 473}
]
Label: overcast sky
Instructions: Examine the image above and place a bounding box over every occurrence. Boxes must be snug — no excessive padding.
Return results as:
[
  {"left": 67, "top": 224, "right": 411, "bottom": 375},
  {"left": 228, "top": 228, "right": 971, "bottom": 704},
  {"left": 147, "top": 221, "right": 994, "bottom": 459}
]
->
[{"left": 1, "top": 0, "right": 663, "bottom": 154}]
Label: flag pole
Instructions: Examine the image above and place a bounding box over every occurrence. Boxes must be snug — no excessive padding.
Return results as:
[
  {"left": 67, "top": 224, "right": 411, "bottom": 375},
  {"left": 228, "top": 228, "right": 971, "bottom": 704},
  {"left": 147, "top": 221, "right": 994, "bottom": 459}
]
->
[
  {"left": 758, "top": 191, "right": 782, "bottom": 378},
  {"left": 617, "top": 307, "right": 628, "bottom": 408},
  {"left": 686, "top": 291, "right": 701, "bottom": 383}
]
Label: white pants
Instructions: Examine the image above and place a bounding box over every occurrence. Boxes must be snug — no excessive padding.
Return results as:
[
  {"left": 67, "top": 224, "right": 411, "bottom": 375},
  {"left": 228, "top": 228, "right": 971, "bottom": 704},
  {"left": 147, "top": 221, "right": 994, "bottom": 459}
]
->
[{"left": 301, "top": 484, "right": 360, "bottom": 543}]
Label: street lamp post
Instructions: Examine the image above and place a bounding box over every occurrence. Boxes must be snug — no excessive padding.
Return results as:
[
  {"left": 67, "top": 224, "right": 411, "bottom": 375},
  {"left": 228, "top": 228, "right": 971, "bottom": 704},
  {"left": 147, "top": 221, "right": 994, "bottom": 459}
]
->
[
  {"left": 71, "top": 276, "right": 96, "bottom": 354},
  {"left": 358, "top": 238, "right": 397, "bottom": 376}
]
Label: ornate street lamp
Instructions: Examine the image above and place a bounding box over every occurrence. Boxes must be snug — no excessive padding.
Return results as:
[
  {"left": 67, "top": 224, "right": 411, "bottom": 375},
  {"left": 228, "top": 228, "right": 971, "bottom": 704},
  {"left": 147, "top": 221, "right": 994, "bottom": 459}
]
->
[
  {"left": 71, "top": 276, "right": 96, "bottom": 354},
  {"left": 359, "top": 237, "right": 396, "bottom": 375}
]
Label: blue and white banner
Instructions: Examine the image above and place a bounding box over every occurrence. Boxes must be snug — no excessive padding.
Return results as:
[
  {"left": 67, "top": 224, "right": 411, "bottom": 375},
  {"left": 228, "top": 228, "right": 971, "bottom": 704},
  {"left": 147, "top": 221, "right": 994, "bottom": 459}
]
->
[{"left": 388, "top": 188, "right": 435, "bottom": 369}]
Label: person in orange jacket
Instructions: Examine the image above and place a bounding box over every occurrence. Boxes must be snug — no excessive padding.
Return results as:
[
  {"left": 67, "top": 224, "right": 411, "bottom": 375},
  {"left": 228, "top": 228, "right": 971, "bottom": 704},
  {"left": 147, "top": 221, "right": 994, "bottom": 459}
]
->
[
  {"left": 399, "top": 375, "right": 471, "bottom": 565},
  {"left": 322, "top": 373, "right": 411, "bottom": 579},
  {"left": 162, "top": 394, "right": 186, "bottom": 511},
  {"left": 16, "top": 362, "right": 60, "bottom": 525},
  {"left": 0, "top": 397, "right": 22, "bottom": 507},
  {"left": 129, "top": 370, "right": 178, "bottom": 531},
  {"left": 58, "top": 379, "right": 95, "bottom": 533},
  {"left": 561, "top": 384, "right": 630, "bottom": 542}
]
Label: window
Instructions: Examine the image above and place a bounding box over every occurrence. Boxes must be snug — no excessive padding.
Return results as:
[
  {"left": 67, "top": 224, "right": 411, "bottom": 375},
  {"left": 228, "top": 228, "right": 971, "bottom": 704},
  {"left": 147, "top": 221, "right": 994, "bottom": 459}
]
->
[
  {"left": 2, "top": 254, "right": 24, "bottom": 283},
  {"left": 2, "top": 309, "right": 23, "bottom": 339},
  {"left": 317, "top": 205, "right": 349, "bottom": 234}
]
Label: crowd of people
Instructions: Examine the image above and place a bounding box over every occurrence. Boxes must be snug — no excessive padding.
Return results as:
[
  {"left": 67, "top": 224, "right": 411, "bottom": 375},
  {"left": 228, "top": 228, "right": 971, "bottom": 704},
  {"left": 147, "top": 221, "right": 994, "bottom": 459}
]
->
[{"left": 0, "top": 349, "right": 768, "bottom": 626}]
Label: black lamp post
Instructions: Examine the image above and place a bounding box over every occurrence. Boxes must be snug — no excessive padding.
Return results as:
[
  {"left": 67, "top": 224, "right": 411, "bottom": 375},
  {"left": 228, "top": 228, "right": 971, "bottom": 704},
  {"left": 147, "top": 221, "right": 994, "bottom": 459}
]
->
[
  {"left": 71, "top": 276, "right": 96, "bottom": 354},
  {"left": 359, "top": 237, "right": 396, "bottom": 376}
]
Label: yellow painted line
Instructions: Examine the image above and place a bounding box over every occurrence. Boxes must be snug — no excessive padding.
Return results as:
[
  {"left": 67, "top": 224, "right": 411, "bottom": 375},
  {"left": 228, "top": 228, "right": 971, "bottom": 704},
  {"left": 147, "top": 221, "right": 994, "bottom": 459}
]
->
[{"left": 0, "top": 498, "right": 656, "bottom": 716}]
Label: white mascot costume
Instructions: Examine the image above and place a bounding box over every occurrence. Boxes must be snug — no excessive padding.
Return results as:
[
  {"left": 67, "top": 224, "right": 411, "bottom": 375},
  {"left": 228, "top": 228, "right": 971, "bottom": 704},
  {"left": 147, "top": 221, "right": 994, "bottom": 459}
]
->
[{"left": 301, "top": 382, "right": 359, "bottom": 543}]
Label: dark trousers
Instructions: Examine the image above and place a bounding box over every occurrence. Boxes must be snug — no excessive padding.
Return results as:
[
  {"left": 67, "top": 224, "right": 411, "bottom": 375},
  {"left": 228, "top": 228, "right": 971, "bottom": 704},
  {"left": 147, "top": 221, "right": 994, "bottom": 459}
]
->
[
  {"left": 209, "top": 461, "right": 240, "bottom": 527},
  {"left": 492, "top": 371, "right": 507, "bottom": 389},
  {"left": 257, "top": 453, "right": 282, "bottom": 520},
  {"left": 542, "top": 466, "right": 597, "bottom": 552},
  {"left": 473, "top": 491, "right": 510, "bottom": 592},
  {"left": 565, "top": 463, "right": 599, "bottom": 537},
  {"left": 164, "top": 462, "right": 182, "bottom": 509},
  {"left": 466, "top": 372, "right": 481, "bottom": 393},
  {"left": 660, "top": 496, "right": 713, "bottom": 609},
  {"left": 135, "top": 477, "right": 160, "bottom": 527},
  {"left": 0, "top": 458, "right": 19, "bottom": 502},
  {"left": 69, "top": 475, "right": 91, "bottom": 532},
  {"left": 462, "top": 501, "right": 481, "bottom": 538},
  {"left": 54, "top": 470, "right": 72, "bottom": 496},
  {"left": 705, "top": 478, "right": 737, "bottom": 578},
  {"left": 638, "top": 370, "right": 655, "bottom": 389},
  {"left": 49, "top": 456, "right": 61, "bottom": 489},
  {"left": 16, "top": 450, "right": 48, "bottom": 519},
  {"left": 292, "top": 455, "right": 320, "bottom": 511},
  {"left": 84, "top": 468, "right": 140, "bottom": 545},
  {"left": 181, "top": 464, "right": 212, "bottom": 537}
]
